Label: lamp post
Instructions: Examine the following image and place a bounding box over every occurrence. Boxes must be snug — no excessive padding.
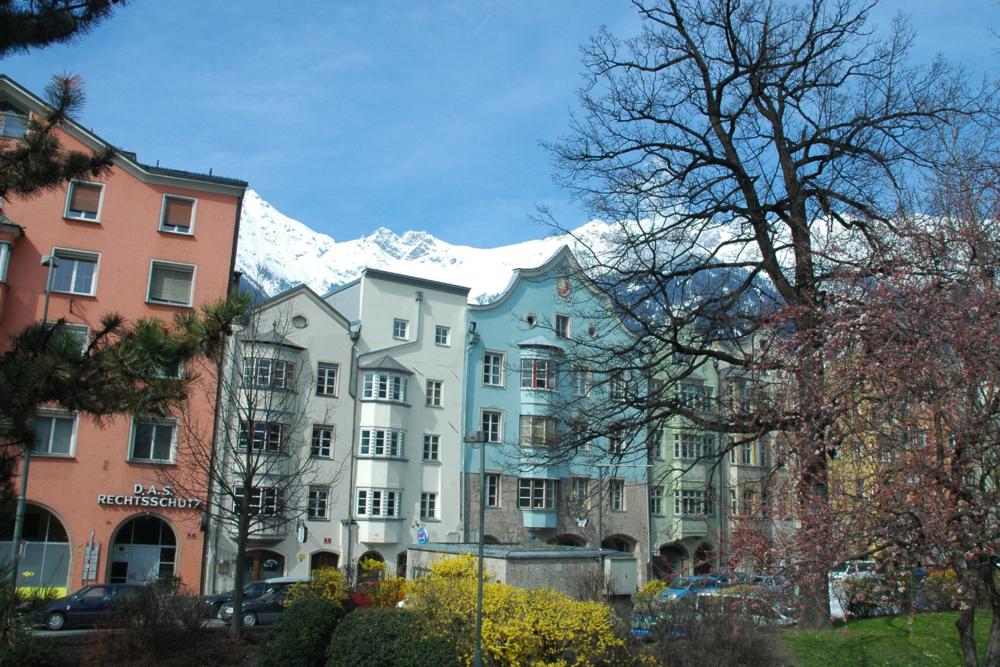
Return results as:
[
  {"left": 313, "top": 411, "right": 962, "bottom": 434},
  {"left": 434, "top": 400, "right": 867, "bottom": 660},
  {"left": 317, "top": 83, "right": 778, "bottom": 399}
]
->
[
  {"left": 10, "top": 256, "right": 59, "bottom": 588},
  {"left": 463, "top": 430, "right": 486, "bottom": 667}
]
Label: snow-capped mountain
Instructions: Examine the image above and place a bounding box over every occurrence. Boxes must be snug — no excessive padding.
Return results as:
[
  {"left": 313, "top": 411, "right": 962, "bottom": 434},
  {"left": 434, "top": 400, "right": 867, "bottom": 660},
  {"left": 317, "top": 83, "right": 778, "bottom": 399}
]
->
[{"left": 236, "top": 189, "right": 612, "bottom": 303}]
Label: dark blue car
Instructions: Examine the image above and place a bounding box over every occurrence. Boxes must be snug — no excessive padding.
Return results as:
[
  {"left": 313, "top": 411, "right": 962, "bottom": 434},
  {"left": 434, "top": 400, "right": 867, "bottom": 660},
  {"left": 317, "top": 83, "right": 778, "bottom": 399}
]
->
[
  {"left": 659, "top": 575, "right": 724, "bottom": 601},
  {"left": 38, "top": 583, "right": 145, "bottom": 630}
]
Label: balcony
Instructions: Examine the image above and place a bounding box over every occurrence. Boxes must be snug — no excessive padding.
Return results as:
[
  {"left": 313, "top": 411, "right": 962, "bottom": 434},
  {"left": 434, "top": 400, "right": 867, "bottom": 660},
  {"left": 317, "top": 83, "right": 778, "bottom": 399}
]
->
[
  {"left": 356, "top": 518, "right": 405, "bottom": 544},
  {"left": 230, "top": 516, "right": 288, "bottom": 544},
  {"left": 521, "top": 509, "right": 558, "bottom": 529}
]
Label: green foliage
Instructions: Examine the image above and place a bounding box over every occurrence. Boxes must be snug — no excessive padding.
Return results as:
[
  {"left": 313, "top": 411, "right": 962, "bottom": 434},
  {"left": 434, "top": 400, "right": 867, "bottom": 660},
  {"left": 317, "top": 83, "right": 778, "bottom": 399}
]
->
[
  {"left": 286, "top": 567, "right": 349, "bottom": 607},
  {"left": 922, "top": 570, "right": 960, "bottom": 612},
  {"left": 405, "top": 554, "right": 628, "bottom": 666},
  {"left": 326, "top": 608, "right": 458, "bottom": 667},
  {"left": 783, "top": 611, "right": 993, "bottom": 667},
  {"left": 260, "top": 597, "right": 349, "bottom": 667},
  {"left": 0, "top": 634, "right": 60, "bottom": 667}
]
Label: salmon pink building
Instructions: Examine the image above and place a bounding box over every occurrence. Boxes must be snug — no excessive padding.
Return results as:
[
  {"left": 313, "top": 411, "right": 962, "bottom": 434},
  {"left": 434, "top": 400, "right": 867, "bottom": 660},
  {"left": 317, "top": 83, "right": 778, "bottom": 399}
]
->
[{"left": 0, "top": 75, "right": 246, "bottom": 593}]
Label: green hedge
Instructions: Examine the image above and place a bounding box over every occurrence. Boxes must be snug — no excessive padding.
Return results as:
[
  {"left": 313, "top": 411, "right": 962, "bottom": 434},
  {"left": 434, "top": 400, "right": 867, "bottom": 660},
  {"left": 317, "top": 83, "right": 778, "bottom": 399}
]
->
[
  {"left": 261, "top": 597, "right": 350, "bottom": 667},
  {"left": 326, "top": 608, "right": 458, "bottom": 667}
]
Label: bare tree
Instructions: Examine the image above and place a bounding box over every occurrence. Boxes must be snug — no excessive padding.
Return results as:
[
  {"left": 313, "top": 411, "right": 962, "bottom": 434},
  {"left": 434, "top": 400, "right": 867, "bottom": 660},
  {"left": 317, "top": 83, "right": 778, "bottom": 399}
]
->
[
  {"left": 547, "top": 0, "right": 993, "bottom": 628},
  {"left": 159, "top": 300, "right": 345, "bottom": 637}
]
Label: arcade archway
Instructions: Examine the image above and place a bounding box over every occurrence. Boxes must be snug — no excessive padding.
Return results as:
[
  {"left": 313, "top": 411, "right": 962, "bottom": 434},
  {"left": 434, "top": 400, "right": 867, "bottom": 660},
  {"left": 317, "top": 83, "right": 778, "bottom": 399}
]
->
[{"left": 109, "top": 515, "right": 176, "bottom": 584}]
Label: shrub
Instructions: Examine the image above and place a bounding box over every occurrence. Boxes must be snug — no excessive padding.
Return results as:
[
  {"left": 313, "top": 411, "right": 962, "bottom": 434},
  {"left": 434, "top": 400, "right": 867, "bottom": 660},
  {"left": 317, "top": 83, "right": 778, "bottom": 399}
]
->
[
  {"left": 326, "top": 608, "right": 457, "bottom": 667},
  {"left": 0, "top": 634, "right": 60, "bottom": 667},
  {"left": 635, "top": 579, "right": 668, "bottom": 607},
  {"left": 260, "top": 597, "right": 350, "bottom": 667},
  {"left": 286, "top": 567, "right": 349, "bottom": 606},
  {"left": 920, "top": 569, "right": 959, "bottom": 611},
  {"left": 406, "top": 554, "right": 630, "bottom": 666}
]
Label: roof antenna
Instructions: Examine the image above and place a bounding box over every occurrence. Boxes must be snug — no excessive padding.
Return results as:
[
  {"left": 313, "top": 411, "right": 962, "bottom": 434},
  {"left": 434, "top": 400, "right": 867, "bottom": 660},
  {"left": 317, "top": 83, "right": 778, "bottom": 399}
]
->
[
  {"left": 209, "top": 168, "right": 213, "bottom": 175},
  {"left": 156, "top": 159, "right": 159, "bottom": 167}
]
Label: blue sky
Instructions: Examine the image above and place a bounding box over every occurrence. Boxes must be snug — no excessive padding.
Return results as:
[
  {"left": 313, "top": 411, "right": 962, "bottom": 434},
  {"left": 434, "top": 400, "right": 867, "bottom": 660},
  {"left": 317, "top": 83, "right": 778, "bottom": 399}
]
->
[{"left": 3, "top": 1, "right": 996, "bottom": 246}]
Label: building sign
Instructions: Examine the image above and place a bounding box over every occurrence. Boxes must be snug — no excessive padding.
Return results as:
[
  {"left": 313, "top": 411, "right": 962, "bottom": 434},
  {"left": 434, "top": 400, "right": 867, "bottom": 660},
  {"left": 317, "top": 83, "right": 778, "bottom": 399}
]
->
[
  {"left": 97, "top": 484, "right": 202, "bottom": 510},
  {"left": 82, "top": 544, "right": 100, "bottom": 581}
]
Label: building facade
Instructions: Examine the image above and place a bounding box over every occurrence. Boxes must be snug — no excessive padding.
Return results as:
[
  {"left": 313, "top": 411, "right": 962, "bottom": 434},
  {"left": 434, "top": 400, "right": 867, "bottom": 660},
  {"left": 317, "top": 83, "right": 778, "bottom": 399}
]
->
[{"left": 0, "top": 76, "right": 246, "bottom": 593}]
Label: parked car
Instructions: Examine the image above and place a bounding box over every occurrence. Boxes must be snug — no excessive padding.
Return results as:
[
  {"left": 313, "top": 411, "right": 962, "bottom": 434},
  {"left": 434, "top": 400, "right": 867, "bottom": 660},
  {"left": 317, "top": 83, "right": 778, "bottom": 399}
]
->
[
  {"left": 829, "top": 560, "right": 879, "bottom": 580},
  {"left": 202, "top": 575, "right": 307, "bottom": 613},
  {"left": 218, "top": 588, "right": 289, "bottom": 627},
  {"left": 37, "top": 583, "right": 145, "bottom": 631},
  {"left": 659, "top": 575, "right": 725, "bottom": 601}
]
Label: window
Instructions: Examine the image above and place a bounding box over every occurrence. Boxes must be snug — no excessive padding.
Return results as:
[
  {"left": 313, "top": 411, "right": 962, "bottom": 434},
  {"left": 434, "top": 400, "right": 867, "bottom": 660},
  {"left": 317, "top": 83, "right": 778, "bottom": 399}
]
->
[
  {"left": 51, "top": 248, "right": 99, "bottom": 296},
  {"left": 674, "top": 489, "right": 712, "bottom": 516},
  {"left": 676, "top": 383, "right": 712, "bottom": 411},
  {"left": 674, "top": 433, "right": 713, "bottom": 460},
  {"left": 316, "top": 363, "right": 338, "bottom": 397},
  {"left": 392, "top": 318, "right": 408, "bottom": 340},
  {"left": 422, "top": 435, "right": 440, "bottom": 461},
  {"left": 519, "top": 415, "right": 556, "bottom": 447},
  {"left": 608, "top": 434, "right": 626, "bottom": 455},
  {"left": 650, "top": 485, "right": 664, "bottom": 515},
  {"left": 759, "top": 439, "right": 769, "bottom": 467},
  {"left": 234, "top": 487, "right": 284, "bottom": 516},
  {"left": 356, "top": 488, "right": 401, "bottom": 518},
  {"left": 571, "top": 478, "right": 590, "bottom": 509},
  {"left": 481, "top": 410, "right": 502, "bottom": 443},
  {"left": 45, "top": 322, "right": 89, "bottom": 356},
  {"left": 609, "top": 373, "right": 627, "bottom": 401},
  {"left": 486, "top": 474, "right": 500, "bottom": 508},
  {"left": 362, "top": 372, "right": 407, "bottom": 402},
  {"left": 147, "top": 261, "right": 195, "bottom": 306},
  {"left": 425, "top": 380, "right": 443, "bottom": 407},
  {"left": 740, "top": 442, "right": 753, "bottom": 465},
  {"left": 64, "top": 181, "right": 104, "bottom": 221},
  {"left": 555, "top": 314, "right": 571, "bottom": 339},
  {"left": 311, "top": 425, "right": 334, "bottom": 458},
  {"left": 652, "top": 429, "right": 665, "bottom": 459},
  {"left": 742, "top": 490, "right": 757, "bottom": 515},
  {"left": 0, "top": 104, "right": 27, "bottom": 138},
  {"left": 160, "top": 195, "right": 196, "bottom": 234},
  {"left": 730, "top": 489, "right": 738, "bottom": 516},
  {"left": 308, "top": 486, "right": 329, "bottom": 520},
  {"left": 609, "top": 479, "right": 625, "bottom": 511},
  {"left": 359, "top": 428, "right": 405, "bottom": 457},
  {"left": 420, "top": 492, "right": 438, "bottom": 519},
  {"left": 520, "top": 358, "right": 556, "bottom": 390},
  {"left": 32, "top": 412, "right": 76, "bottom": 456},
  {"left": 435, "top": 325, "right": 450, "bottom": 346},
  {"left": 243, "top": 357, "right": 295, "bottom": 389},
  {"left": 238, "top": 421, "right": 286, "bottom": 453},
  {"left": 572, "top": 367, "right": 591, "bottom": 397},
  {"left": 0, "top": 241, "right": 10, "bottom": 282},
  {"left": 130, "top": 418, "right": 176, "bottom": 463},
  {"left": 517, "top": 478, "right": 558, "bottom": 510},
  {"left": 483, "top": 351, "right": 504, "bottom": 387}
]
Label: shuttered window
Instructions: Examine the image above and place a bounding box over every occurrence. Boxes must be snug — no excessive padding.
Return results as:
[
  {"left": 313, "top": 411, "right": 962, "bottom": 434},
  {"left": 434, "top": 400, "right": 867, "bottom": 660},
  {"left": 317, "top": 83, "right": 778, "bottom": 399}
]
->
[
  {"left": 147, "top": 261, "right": 194, "bottom": 306},
  {"left": 65, "top": 182, "right": 103, "bottom": 220},
  {"left": 160, "top": 196, "right": 195, "bottom": 234}
]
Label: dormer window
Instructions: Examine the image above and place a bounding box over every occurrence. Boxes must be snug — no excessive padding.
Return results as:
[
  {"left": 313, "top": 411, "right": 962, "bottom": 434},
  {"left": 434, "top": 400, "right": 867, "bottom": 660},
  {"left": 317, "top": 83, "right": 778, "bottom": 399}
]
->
[{"left": 0, "top": 103, "right": 27, "bottom": 139}]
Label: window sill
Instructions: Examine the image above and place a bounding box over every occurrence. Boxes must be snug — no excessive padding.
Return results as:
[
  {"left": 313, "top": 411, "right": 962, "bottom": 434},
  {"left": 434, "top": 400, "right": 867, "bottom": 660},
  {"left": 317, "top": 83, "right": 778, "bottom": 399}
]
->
[
  {"left": 356, "top": 516, "right": 404, "bottom": 521},
  {"left": 30, "top": 452, "right": 75, "bottom": 459},
  {"left": 360, "top": 398, "right": 410, "bottom": 407},
  {"left": 63, "top": 215, "right": 101, "bottom": 224},
  {"left": 146, "top": 299, "right": 193, "bottom": 309},
  {"left": 306, "top": 516, "right": 332, "bottom": 523},
  {"left": 316, "top": 392, "right": 338, "bottom": 399},
  {"left": 52, "top": 289, "right": 97, "bottom": 298},
  {"left": 158, "top": 228, "right": 195, "bottom": 237},
  {"left": 482, "top": 383, "right": 505, "bottom": 389},
  {"left": 356, "top": 455, "right": 408, "bottom": 462},
  {"left": 419, "top": 518, "right": 441, "bottom": 523},
  {"left": 425, "top": 404, "right": 443, "bottom": 409},
  {"left": 421, "top": 459, "right": 441, "bottom": 466},
  {"left": 127, "top": 459, "right": 176, "bottom": 466},
  {"left": 310, "top": 455, "right": 335, "bottom": 461}
]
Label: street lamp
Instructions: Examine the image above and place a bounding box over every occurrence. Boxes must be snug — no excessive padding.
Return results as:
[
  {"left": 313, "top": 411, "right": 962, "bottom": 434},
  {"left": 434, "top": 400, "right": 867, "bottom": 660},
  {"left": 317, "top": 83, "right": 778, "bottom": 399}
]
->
[
  {"left": 10, "top": 255, "right": 60, "bottom": 588},
  {"left": 463, "top": 430, "right": 486, "bottom": 667}
]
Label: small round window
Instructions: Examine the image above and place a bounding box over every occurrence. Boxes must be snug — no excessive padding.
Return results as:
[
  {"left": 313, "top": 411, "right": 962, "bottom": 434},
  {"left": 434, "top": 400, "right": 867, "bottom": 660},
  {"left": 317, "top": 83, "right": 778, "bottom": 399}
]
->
[
  {"left": 588, "top": 325, "right": 598, "bottom": 338},
  {"left": 291, "top": 315, "right": 309, "bottom": 329},
  {"left": 526, "top": 314, "right": 537, "bottom": 327}
]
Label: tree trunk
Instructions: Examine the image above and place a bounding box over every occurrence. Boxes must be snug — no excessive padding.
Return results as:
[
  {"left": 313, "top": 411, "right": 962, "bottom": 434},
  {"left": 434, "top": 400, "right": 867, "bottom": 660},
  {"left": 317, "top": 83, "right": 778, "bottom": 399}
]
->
[
  {"left": 229, "top": 494, "right": 252, "bottom": 639},
  {"left": 955, "top": 564, "right": 981, "bottom": 667},
  {"left": 980, "top": 561, "right": 1000, "bottom": 667}
]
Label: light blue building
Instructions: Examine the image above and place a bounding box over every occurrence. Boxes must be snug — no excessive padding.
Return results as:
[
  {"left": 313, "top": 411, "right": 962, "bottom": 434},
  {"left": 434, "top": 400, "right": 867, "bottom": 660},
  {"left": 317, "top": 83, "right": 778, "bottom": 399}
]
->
[{"left": 462, "top": 247, "right": 651, "bottom": 583}]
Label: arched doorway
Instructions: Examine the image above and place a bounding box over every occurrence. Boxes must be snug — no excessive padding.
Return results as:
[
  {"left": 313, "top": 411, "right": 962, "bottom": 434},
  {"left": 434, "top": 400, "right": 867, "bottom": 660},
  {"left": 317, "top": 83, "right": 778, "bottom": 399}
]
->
[
  {"left": 358, "top": 550, "right": 384, "bottom": 582},
  {"left": 548, "top": 533, "right": 586, "bottom": 547},
  {"left": 0, "top": 503, "right": 70, "bottom": 590},
  {"left": 693, "top": 543, "right": 715, "bottom": 575},
  {"left": 110, "top": 515, "right": 176, "bottom": 584},
  {"left": 600, "top": 534, "right": 636, "bottom": 553},
  {"left": 395, "top": 551, "right": 407, "bottom": 577},
  {"left": 244, "top": 549, "right": 285, "bottom": 582},
  {"left": 310, "top": 551, "right": 339, "bottom": 573},
  {"left": 653, "top": 543, "right": 687, "bottom": 580}
]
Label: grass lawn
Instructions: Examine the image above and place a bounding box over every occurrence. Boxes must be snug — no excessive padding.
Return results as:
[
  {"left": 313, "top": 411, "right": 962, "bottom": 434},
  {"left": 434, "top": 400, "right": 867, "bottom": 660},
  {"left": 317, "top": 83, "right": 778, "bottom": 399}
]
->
[{"left": 782, "top": 611, "right": 992, "bottom": 667}]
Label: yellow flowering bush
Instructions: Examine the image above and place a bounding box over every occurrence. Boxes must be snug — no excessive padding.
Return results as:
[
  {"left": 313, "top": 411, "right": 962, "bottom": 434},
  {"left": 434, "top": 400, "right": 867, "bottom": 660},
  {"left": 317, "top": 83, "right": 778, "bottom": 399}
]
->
[
  {"left": 407, "top": 554, "right": 628, "bottom": 666},
  {"left": 285, "top": 567, "right": 349, "bottom": 607},
  {"left": 634, "top": 579, "right": 667, "bottom": 607}
]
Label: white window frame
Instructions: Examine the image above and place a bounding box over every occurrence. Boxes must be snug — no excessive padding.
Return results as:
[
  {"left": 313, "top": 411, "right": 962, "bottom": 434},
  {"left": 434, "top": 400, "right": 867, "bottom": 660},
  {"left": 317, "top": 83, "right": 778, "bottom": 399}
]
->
[
  {"left": 243, "top": 357, "right": 296, "bottom": 390},
  {"left": 0, "top": 241, "right": 10, "bottom": 282},
  {"left": 555, "top": 314, "right": 571, "bottom": 339},
  {"left": 307, "top": 485, "right": 330, "bottom": 521},
  {"left": 234, "top": 486, "right": 284, "bottom": 516},
  {"left": 146, "top": 259, "right": 196, "bottom": 307},
  {"left": 64, "top": 180, "right": 105, "bottom": 222},
  {"left": 239, "top": 420, "right": 286, "bottom": 453},
  {"left": 425, "top": 379, "right": 443, "bottom": 407},
  {"left": 520, "top": 358, "right": 556, "bottom": 391},
  {"left": 483, "top": 351, "right": 505, "bottom": 387},
  {"left": 355, "top": 488, "right": 402, "bottom": 518},
  {"left": 517, "top": 478, "right": 558, "bottom": 510},
  {"left": 362, "top": 371, "right": 408, "bottom": 402},
  {"left": 32, "top": 410, "right": 78, "bottom": 457},
  {"left": 422, "top": 434, "right": 440, "bottom": 462},
  {"left": 420, "top": 492, "right": 438, "bottom": 520},
  {"left": 609, "top": 479, "right": 625, "bottom": 511},
  {"left": 519, "top": 414, "right": 556, "bottom": 447},
  {"left": 481, "top": 409, "right": 503, "bottom": 443},
  {"left": 359, "top": 428, "right": 405, "bottom": 457},
  {"left": 316, "top": 362, "right": 339, "bottom": 397},
  {"left": 128, "top": 417, "right": 178, "bottom": 464},
  {"left": 485, "top": 474, "right": 500, "bottom": 508},
  {"left": 675, "top": 433, "right": 714, "bottom": 460},
  {"left": 311, "top": 424, "right": 335, "bottom": 458},
  {"left": 572, "top": 367, "right": 591, "bottom": 397},
  {"left": 0, "top": 106, "right": 27, "bottom": 138},
  {"left": 159, "top": 194, "right": 197, "bottom": 235},
  {"left": 650, "top": 485, "right": 664, "bottom": 515},
  {"left": 50, "top": 247, "right": 100, "bottom": 296},
  {"left": 392, "top": 318, "right": 409, "bottom": 340},
  {"left": 674, "top": 489, "right": 712, "bottom": 517},
  {"left": 570, "top": 477, "right": 590, "bottom": 510},
  {"left": 434, "top": 325, "right": 450, "bottom": 346}
]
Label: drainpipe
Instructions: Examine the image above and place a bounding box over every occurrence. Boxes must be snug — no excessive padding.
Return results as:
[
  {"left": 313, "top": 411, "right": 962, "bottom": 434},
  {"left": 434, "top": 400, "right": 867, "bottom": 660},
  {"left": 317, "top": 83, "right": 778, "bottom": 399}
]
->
[
  {"left": 344, "top": 325, "right": 360, "bottom": 584},
  {"left": 461, "top": 320, "right": 479, "bottom": 540}
]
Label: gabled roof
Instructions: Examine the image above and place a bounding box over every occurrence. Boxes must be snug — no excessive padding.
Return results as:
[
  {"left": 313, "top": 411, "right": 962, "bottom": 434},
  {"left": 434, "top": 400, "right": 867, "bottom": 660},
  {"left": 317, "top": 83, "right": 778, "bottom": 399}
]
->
[
  {"left": 0, "top": 75, "right": 247, "bottom": 196},
  {"left": 517, "top": 335, "right": 565, "bottom": 352},
  {"left": 240, "top": 328, "right": 306, "bottom": 350},
  {"left": 362, "top": 267, "right": 470, "bottom": 296},
  {"left": 358, "top": 355, "right": 412, "bottom": 374},
  {"left": 256, "top": 284, "right": 353, "bottom": 331},
  {"left": 471, "top": 245, "right": 581, "bottom": 311}
]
